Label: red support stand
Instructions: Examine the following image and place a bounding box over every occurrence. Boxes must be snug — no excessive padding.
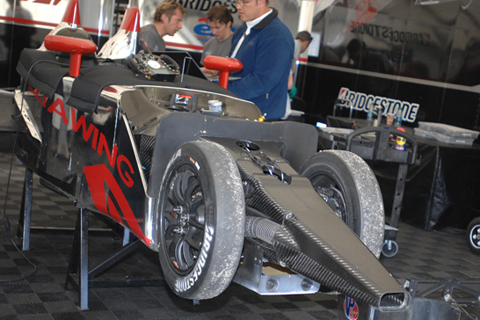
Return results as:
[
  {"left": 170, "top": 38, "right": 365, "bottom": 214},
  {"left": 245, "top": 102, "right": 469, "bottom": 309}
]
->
[
  {"left": 203, "top": 56, "right": 243, "bottom": 89},
  {"left": 43, "top": 34, "right": 97, "bottom": 78}
]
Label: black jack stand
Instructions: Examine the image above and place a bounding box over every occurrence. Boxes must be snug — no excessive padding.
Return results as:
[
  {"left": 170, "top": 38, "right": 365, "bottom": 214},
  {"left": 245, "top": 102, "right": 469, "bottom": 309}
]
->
[
  {"left": 15, "top": 168, "right": 167, "bottom": 310},
  {"left": 15, "top": 157, "right": 208, "bottom": 309},
  {"left": 17, "top": 167, "right": 33, "bottom": 251},
  {"left": 65, "top": 208, "right": 167, "bottom": 310}
]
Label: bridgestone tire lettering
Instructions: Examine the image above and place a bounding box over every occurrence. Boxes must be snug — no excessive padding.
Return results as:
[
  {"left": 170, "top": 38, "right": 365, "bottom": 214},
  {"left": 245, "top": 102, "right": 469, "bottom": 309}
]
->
[{"left": 157, "top": 141, "right": 245, "bottom": 300}]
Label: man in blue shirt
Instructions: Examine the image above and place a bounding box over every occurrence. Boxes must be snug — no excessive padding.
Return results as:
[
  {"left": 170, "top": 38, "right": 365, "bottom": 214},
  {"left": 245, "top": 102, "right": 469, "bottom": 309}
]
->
[{"left": 229, "top": 0, "right": 294, "bottom": 121}]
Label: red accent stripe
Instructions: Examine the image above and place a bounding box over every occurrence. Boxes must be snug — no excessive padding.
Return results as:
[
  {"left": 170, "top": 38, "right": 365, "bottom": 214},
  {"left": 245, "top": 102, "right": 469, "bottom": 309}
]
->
[
  {"left": 165, "top": 42, "right": 204, "bottom": 51},
  {"left": 84, "top": 27, "right": 110, "bottom": 36},
  {"left": 61, "top": 0, "right": 81, "bottom": 25},
  {"left": 0, "top": 16, "right": 110, "bottom": 36},
  {"left": 120, "top": 7, "right": 140, "bottom": 32}
]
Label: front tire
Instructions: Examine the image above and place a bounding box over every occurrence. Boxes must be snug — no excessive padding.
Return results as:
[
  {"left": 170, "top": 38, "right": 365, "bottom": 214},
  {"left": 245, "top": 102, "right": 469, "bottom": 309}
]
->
[
  {"left": 299, "top": 150, "right": 384, "bottom": 258},
  {"left": 157, "top": 141, "right": 245, "bottom": 300}
]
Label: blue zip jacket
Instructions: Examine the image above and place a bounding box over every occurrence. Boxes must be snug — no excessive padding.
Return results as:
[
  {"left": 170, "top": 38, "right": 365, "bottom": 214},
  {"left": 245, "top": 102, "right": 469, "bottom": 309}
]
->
[{"left": 228, "top": 9, "right": 294, "bottom": 120}]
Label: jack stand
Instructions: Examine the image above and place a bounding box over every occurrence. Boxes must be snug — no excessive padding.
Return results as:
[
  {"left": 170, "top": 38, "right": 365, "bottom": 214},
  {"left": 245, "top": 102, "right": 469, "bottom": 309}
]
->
[
  {"left": 17, "top": 167, "right": 33, "bottom": 251},
  {"left": 65, "top": 208, "right": 167, "bottom": 310}
]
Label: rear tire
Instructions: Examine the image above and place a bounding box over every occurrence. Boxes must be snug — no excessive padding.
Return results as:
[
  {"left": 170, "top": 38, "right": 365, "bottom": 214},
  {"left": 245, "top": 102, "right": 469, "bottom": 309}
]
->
[
  {"left": 299, "top": 150, "right": 384, "bottom": 258},
  {"left": 157, "top": 141, "right": 245, "bottom": 299}
]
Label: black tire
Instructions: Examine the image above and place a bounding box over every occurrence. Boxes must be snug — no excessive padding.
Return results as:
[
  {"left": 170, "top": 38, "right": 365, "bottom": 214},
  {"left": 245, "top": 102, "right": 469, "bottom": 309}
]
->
[
  {"left": 467, "top": 217, "right": 480, "bottom": 254},
  {"left": 157, "top": 141, "right": 245, "bottom": 300},
  {"left": 299, "top": 150, "right": 384, "bottom": 258}
]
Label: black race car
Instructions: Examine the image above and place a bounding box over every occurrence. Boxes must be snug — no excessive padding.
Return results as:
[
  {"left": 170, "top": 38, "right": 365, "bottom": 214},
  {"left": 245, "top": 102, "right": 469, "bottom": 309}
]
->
[{"left": 13, "top": 1, "right": 409, "bottom": 316}]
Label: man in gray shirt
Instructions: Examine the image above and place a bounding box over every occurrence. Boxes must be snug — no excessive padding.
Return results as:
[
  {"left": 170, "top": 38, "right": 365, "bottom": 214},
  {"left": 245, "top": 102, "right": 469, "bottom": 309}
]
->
[
  {"left": 200, "top": 5, "right": 234, "bottom": 77},
  {"left": 139, "top": 0, "right": 186, "bottom": 52}
]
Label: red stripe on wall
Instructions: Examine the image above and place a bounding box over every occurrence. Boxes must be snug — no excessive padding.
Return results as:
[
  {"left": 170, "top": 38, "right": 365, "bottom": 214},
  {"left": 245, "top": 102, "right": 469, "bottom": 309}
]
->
[
  {"left": 165, "top": 42, "right": 204, "bottom": 51},
  {"left": 0, "top": 16, "right": 110, "bottom": 36}
]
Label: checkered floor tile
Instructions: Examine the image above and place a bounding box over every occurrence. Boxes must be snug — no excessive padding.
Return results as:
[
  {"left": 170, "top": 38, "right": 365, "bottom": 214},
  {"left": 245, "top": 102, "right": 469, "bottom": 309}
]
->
[{"left": 0, "top": 152, "right": 479, "bottom": 319}]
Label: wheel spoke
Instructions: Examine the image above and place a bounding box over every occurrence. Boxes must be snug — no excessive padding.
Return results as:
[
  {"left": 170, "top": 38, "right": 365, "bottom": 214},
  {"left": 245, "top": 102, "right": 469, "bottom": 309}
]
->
[
  {"left": 164, "top": 167, "right": 205, "bottom": 272},
  {"left": 180, "top": 170, "right": 195, "bottom": 201},
  {"left": 164, "top": 212, "right": 177, "bottom": 225},
  {"left": 188, "top": 216, "right": 204, "bottom": 230},
  {"left": 165, "top": 224, "right": 176, "bottom": 238},
  {"left": 314, "top": 177, "right": 347, "bottom": 222},
  {"left": 173, "top": 173, "right": 186, "bottom": 204},
  {"left": 184, "top": 226, "right": 202, "bottom": 251},
  {"left": 173, "top": 236, "right": 188, "bottom": 270},
  {"left": 168, "top": 234, "right": 181, "bottom": 263},
  {"left": 189, "top": 195, "right": 203, "bottom": 214},
  {"left": 173, "top": 170, "right": 194, "bottom": 204},
  {"left": 168, "top": 234, "right": 193, "bottom": 270},
  {"left": 166, "top": 190, "right": 178, "bottom": 208},
  {"left": 175, "top": 237, "right": 195, "bottom": 270},
  {"left": 181, "top": 237, "right": 196, "bottom": 266},
  {"left": 184, "top": 178, "right": 200, "bottom": 208},
  {"left": 172, "top": 235, "right": 195, "bottom": 270}
]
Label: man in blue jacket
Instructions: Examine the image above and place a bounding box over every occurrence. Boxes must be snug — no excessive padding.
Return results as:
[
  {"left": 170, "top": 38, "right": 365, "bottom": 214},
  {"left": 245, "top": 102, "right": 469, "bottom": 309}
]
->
[{"left": 229, "top": 0, "right": 294, "bottom": 121}]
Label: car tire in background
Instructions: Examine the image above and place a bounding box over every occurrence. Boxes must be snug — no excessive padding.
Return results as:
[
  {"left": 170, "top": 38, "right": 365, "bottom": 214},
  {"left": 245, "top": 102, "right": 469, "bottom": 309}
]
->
[{"left": 299, "top": 150, "right": 385, "bottom": 258}]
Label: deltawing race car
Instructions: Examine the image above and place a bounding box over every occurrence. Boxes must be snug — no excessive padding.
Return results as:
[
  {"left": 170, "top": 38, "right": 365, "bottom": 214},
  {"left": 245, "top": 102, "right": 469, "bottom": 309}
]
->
[{"left": 12, "top": 0, "right": 409, "bottom": 316}]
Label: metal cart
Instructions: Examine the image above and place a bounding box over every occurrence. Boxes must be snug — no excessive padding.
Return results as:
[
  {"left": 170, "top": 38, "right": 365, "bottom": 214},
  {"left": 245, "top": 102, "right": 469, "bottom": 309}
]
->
[{"left": 346, "top": 126, "right": 418, "bottom": 257}]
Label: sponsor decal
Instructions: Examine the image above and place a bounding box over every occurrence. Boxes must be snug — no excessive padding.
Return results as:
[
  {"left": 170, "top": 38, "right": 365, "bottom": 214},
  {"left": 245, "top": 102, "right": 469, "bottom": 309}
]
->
[
  {"left": 84, "top": 164, "right": 151, "bottom": 245},
  {"left": 193, "top": 17, "right": 237, "bottom": 45},
  {"left": 175, "top": 0, "right": 237, "bottom": 14},
  {"left": 175, "top": 225, "right": 214, "bottom": 292},
  {"left": 350, "top": 23, "right": 431, "bottom": 47},
  {"left": 193, "top": 18, "right": 212, "bottom": 45},
  {"left": 345, "top": 0, "right": 379, "bottom": 33},
  {"left": 396, "top": 133, "right": 407, "bottom": 150},
  {"left": 344, "top": 297, "right": 359, "bottom": 320},
  {"left": 28, "top": 86, "right": 151, "bottom": 244},
  {"left": 29, "top": 87, "right": 122, "bottom": 167},
  {"left": 343, "top": 0, "right": 432, "bottom": 47},
  {"left": 337, "top": 87, "right": 419, "bottom": 123},
  {"left": 189, "top": 157, "right": 201, "bottom": 170}
]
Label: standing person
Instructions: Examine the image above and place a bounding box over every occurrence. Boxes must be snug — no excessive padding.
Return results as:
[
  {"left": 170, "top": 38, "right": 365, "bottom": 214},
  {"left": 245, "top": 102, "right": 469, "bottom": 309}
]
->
[
  {"left": 138, "top": 0, "right": 186, "bottom": 52},
  {"left": 288, "top": 31, "right": 312, "bottom": 98},
  {"left": 201, "top": 5, "right": 234, "bottom": 65},
  {"left": 228, "top": 0, "right": 294, "bottom": 121},
  {"left": 293, "top": 31, "right": 312, "bottom": 65},
  {"left": 290, "top": 31, "right": 312, "bottom": 86},
  {"left": 346, "top": 38, "right": 394, "bottom": 96}
]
